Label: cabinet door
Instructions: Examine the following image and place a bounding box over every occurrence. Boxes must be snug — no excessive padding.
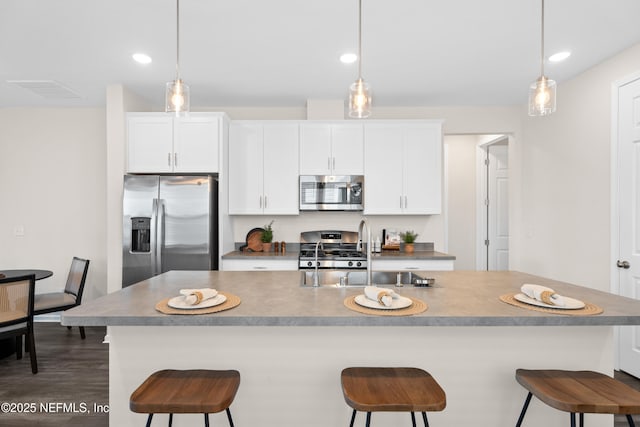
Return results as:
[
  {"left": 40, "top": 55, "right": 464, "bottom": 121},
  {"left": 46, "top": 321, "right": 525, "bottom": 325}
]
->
[
  {"left": 299, "top": 124, "right": 331, "bottom": 174},
  {"left": 263, "top": 123, "right": 299, "bottom": 215},
  {"left": 403, "top": 124, "right": 442, "bottom": 214},
  {"left": 363, "top": 125, "right": 404, "bottom": 214},
  {"left": 127, "top": 116, "right": 174, "bottom": 173},
  {"left": 229, "top": 123, "right": 264, "bottom": 214},
  {"left": 173, "top": 115, "right": 220, "bottom": 172},
  {"left": 331, "top": 124, "right": 364, "bottom": 175}
]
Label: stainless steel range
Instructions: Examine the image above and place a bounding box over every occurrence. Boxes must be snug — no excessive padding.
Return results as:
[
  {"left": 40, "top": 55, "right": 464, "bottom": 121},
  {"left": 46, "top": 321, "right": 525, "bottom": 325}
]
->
[{"left": 299, "top": 230, "right": 367, "bottom": 269}]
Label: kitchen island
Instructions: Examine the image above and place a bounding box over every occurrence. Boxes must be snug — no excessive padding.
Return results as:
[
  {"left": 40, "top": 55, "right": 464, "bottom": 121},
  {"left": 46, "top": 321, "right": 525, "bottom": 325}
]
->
[{"left": 63, "top": 270, "right": 640, "bottom": 427}]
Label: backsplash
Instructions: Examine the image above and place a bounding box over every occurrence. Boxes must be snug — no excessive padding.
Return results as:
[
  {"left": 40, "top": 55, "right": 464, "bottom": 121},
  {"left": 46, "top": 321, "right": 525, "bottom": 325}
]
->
[{"left": 229, "top": 212, "right": 446, "bottom": 252}]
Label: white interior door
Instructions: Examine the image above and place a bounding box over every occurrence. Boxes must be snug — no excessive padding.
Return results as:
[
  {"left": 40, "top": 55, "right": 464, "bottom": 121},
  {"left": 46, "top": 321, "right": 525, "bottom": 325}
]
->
[
  {"left": 487, "top": 144, "right": 509, "bottom": 270},
  {"left": 617, "top": 76, "right": 640, "bottom": 378}
]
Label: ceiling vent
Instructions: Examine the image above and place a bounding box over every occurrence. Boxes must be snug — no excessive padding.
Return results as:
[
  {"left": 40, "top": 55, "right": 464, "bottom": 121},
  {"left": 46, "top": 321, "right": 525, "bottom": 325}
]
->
[{"left": 6, "top": 80, "right": 82, "bottom": 100}]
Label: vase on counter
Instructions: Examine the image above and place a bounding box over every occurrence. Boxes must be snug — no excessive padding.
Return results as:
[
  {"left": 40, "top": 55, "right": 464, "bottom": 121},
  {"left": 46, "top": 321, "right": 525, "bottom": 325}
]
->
[
  {"left": 404, "top": 243, "right": 415, "bottom": 254},
  {"left": 262, "top": 242, "right": 272, "bottom": 252}
]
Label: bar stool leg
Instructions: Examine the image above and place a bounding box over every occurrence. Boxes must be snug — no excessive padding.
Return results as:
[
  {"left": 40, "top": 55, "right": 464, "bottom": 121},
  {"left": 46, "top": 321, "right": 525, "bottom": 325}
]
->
[
  {"left": 168, "top": 412, "right": 173, "bottom": 427},
  {"left": 422, "top": 412, "right": 430, "bottom": 427},
  {"left": 579, "top": 413, "right": 584, "bottom": 427},
  {"left": 411, "top": 411, "right": 417, "bottom": 427},
  {"left": 145, "top": 413, "right": 153, "bottom": 427},
  {"left": 515, "top": 392, "right": 533, "bottom": 427},
  {"left": 570, "top": 412, "right": 576, "bottom": 427},
  {"left": 226, "top": 408, "right": 235, "bottom": 427},
  {"left": 365, "top": 411, "right": 371, "bottom": 427},
  {"left": 204, "top": 413, "right": 209, "bottom": 427},
  {"left": 627, "top": 414, "right": 637, "bottom": 427},
  {"left": 349, "top": 409, "right": 357, "bottom": 427}
]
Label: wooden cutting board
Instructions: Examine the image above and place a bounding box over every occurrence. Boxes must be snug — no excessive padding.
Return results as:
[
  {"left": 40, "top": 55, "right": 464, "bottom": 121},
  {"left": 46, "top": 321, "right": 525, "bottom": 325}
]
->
[{"left": 244, "top": 228, "right": 265, "bottom": 252}]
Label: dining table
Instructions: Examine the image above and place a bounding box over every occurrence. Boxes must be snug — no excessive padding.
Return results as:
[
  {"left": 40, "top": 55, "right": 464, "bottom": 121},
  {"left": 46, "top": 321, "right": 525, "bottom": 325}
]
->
[
  {"left": 0, "top": 269, "right": 53, "bottom": 281},
  {"left": 0, "top": 269, "right": 53, "bottom": 358}
]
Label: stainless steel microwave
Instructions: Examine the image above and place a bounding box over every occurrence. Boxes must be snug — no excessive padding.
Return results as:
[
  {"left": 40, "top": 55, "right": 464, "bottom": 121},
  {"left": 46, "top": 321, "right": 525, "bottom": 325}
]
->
[{"left": 299, "top": 175, "right": 364, "bottom": 211}]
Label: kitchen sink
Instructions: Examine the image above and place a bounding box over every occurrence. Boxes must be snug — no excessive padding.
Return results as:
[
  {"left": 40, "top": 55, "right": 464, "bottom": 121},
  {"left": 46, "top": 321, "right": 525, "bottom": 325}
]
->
[{"left": 299, "top": 270, "right": 434, "bottom": 287}]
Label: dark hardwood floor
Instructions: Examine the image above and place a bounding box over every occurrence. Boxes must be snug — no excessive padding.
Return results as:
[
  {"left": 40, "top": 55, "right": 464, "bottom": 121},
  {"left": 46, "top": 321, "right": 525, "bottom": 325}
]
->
[{"left": 0, "top": 322, "right": 108, "bottom": 426}]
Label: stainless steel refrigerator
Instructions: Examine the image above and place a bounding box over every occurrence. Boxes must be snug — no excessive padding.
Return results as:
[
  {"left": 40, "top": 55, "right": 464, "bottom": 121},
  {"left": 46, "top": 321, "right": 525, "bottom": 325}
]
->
[{"left": 122, "top": 175, "right": 218, "bottom": 287}]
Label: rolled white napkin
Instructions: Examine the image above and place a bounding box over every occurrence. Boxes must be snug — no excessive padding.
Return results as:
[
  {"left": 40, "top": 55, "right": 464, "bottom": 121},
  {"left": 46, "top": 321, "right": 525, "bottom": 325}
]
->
[
  {"left": 520, "top": 284, "right": 566, "bottom": 307},
  {"left": 364, "top": 286, "right": 399, "bottom": 307},
  {"left": 179, "top": 288, "right": 218, "bottom": 305}
]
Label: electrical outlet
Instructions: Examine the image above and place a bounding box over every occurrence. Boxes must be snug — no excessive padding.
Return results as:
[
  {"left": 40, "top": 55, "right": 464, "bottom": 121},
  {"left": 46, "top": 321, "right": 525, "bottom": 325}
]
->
[{"left": 13, "top": 225, "right": 25, "bottom": 237}]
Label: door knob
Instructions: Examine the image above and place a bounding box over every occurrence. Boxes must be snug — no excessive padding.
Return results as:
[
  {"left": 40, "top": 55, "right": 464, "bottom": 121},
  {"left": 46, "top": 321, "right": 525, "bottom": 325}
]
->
[{"left": 617, "top": 260, "right": 630, "bottom": 269}]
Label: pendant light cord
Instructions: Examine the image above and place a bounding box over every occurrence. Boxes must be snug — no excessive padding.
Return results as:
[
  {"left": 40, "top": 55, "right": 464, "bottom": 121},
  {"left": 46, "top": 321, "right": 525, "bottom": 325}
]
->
[
  {"left": 540, "top": 0, "right": 545, "bottom": 77},
  {"left": 176, "top": 0, "right": 181, "bottom": 80},
  {"left": 358, "top": 0, "right": 363, "bottom": 79}
]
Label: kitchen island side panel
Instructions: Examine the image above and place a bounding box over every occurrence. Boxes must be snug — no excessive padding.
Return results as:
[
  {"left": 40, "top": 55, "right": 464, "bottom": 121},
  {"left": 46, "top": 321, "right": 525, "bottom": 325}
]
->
[{"left": 109, "top": 325, "right": 613, "bottom": 427}]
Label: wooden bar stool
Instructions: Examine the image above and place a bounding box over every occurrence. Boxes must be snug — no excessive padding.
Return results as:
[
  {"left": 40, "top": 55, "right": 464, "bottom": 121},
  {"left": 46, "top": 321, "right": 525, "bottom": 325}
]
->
[
  {"left": 515, "top": 369, "right": 640, "bottom": 427},
  {"left": 130, "top": 369, "right": 240, "bottom": 427},
  {"left": 341, "top": 367, "right": 446, "bottom": 427}
]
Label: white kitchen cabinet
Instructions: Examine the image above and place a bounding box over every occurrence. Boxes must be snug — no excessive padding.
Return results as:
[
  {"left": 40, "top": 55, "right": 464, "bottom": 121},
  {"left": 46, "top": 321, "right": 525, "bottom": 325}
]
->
[
  {"left": 127, "top": 112, "right": 224, "bottom": 173},
  {"left": 364, "top": 121, "right": 443, "bottom": 215},
  {"left": 221, "top": 259, "right": 298, "bottom": 271},
  {"left": 372, "top": 259, "right": 454, "bottom": 271},
  {"left": 299, "top": 122, "right": 363, "bottom": 175},
  {"left": 228, "top": 121, "right": 299, "bottom": 215}
]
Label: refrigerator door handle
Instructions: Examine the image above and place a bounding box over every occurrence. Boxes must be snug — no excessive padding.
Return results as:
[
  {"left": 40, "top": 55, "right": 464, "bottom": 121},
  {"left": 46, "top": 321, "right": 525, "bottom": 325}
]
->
[
  {"left": 156, "top": 199, "right": 165, "bottom": 274},
  {"left": 150, "top": 198, "right": 159, "bottom": 276}
]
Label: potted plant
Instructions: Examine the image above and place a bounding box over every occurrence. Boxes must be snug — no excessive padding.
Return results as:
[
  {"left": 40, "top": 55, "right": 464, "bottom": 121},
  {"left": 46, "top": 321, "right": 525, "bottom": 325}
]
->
[
  {"left": 400, "top": 230, "right": 418, "bottom": 254},
  {"left": 261, "top": 220, "right": 274, "bottom": 252}
]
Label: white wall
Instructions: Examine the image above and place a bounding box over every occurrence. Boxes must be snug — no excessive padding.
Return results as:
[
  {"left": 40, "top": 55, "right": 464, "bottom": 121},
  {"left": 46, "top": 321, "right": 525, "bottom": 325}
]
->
[
  {"left": 0, "top": 108, "right": 107, "bottom": 301},
  {"left": 515, "top": 43, "right": 640, "bottom": 291},
  {"left": 445, "top": 135, "right": 478, "bottom": 269}
]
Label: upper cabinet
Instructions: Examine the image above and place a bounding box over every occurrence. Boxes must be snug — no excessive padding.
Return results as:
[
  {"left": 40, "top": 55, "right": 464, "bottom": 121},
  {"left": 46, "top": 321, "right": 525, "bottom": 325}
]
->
[
  {"left": 364, "top": 121, "right": 443, "bottom": 215},
  {"left": 299, "top": 123, "right": 363, "bottom": 175},
  {"left": 127, "top": 112, "right": 226, "bottom": 173},
  {"left": 229, "top": 121, "right": 299, "bottom": 215}
]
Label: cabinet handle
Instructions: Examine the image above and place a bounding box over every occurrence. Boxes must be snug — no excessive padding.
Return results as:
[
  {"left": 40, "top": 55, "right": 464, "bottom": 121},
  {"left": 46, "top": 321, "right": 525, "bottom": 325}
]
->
[
  {"left": 400, "top": 196, "right": 403, "bottom": 209},
  {"left": 253, "top": 266, "right": 268, "bottom": 270},
  {"left": 332, "top": 157, "right": 336, "bottom": 170},
  {"left": 328, "top": 157, "right": 331, "bottom": 170},
  {"left": 167, "top": 153, "right": 171, "bottom": 167},
  {"left": 404, "top": 196, "right": 408, "bottom": 209},
  {"left": 264, "top": 195, "right": 268, "bottom": 209},
  {"left": 174, "top": 153, "right": 178, "bottom": 167},
  {"left": 259, "top": 195, "right": 262, "bottom": 208}
]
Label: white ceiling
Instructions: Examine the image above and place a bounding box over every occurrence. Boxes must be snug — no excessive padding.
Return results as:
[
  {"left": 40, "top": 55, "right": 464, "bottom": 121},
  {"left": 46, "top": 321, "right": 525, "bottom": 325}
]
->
[{"left": 2, "top": 0, "right": 640, "bottom": 110}]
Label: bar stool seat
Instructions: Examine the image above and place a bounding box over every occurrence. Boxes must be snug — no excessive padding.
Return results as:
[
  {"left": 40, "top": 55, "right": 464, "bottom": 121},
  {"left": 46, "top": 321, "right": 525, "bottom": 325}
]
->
[
  {"left": 130, "top": 369, "right": 240, "bottom": 427},
  {"left": 341, "top": 367, "right": 446, "bottom": 427},
  {"left": 515, "top": 369, "right": 640, "bottom": 427}
]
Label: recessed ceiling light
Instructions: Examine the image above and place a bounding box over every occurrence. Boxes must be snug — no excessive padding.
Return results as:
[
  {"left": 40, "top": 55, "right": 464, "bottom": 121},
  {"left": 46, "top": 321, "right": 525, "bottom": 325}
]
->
[
  {"left": 548, "top": 51, "right": 571, "bottom": 62},
  {"left": 132, "top": 53, "right": 152, "bottom": 65},
  {"left": 340, "top": 53, "right": 358, "bottom": 64}
]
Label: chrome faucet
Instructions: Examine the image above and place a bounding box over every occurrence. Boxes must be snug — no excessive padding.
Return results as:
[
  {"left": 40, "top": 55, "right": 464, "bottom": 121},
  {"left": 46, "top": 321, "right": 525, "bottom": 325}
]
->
[
  {"left": 357, "top": 219, "right": 373, "bottom": 286},
  {"left": 313, "top": 241, "right": 324, "bottom": 287}
]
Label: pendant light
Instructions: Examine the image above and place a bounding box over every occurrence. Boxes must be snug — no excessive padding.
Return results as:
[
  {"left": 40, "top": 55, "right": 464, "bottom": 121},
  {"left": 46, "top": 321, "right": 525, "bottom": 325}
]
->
[
  {"left": 348, "top": 0, "right": 372, "bottom": 118},
  {"left": 528, "top": 0, "right": 556, "bottom": 116},
  {"left": 166, "top": 0, "right": 190, "bottom": 114}
]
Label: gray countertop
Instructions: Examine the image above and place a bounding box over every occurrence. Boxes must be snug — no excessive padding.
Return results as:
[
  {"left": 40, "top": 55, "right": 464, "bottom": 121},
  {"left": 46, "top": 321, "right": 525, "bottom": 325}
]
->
[
  {"left": 221, "top": 250, "right": 455, "bottom": 261},
  {"left": 63, "top": 270, "right": 640, "bottom": 327}
]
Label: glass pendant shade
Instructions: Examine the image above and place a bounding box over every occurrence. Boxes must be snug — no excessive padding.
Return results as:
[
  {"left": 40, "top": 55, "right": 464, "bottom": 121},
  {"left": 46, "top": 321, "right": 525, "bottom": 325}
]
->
[
  {"left": 166, "top": 79, "right": 190, "bottom": 115},
  {"left": 349, "top": 78, "right": 372, "bottom": 118},
  {"left": 528, "top": 75, "right": 556, "bottom": 116}
]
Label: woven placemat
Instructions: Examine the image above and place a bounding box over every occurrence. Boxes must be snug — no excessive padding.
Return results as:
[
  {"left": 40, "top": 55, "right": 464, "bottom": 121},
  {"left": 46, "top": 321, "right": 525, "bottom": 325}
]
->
[
  {"left": 499, "top": 294, "right": 603, "bottom": 316},
  {"left": 155, "top": 291, "right": 241, "bottom": 315},
  {"left": 343, "top": 296, "right": 427, "bottom": 316}
]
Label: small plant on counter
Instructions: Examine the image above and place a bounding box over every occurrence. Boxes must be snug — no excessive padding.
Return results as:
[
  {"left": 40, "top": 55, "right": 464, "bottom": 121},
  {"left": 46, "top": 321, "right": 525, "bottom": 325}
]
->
[
  {"left": 261, "top": 220, "right": 274, "bottom": 243},
  {"left": 400, "top": 230, "right": 418, "bottom": 243}
]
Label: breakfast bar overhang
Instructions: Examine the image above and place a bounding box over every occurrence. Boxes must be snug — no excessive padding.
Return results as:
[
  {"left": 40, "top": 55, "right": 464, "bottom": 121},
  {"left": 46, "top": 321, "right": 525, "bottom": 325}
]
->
[{"left": 63, "top": 270, "right": 640, "bottom": 427}]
